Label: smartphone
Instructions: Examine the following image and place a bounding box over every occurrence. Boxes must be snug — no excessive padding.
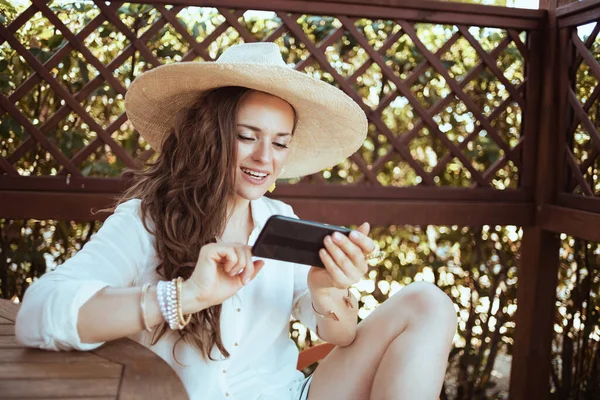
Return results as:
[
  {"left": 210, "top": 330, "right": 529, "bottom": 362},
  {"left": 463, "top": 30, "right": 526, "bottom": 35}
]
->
[{"left": 252, "top": 215, "right": 352, "bottom": 267}]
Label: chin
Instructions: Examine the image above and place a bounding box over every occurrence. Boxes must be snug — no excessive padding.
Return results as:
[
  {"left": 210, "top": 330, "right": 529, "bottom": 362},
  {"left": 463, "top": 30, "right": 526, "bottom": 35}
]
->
[{"left": 235, "top": 186, "right": 267, "bottom": 201}]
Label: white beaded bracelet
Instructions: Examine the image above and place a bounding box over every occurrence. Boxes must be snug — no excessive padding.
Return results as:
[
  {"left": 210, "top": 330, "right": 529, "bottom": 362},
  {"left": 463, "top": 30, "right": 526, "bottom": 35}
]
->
[
  {"left": 166, "top": 280, "right": 178, "bottom": 330},
  {"left": 157, "top": 280, "right": 169, "bottom": 324},
  {"left": 156, "top": 278, "right": 191, "bottom": 330}
]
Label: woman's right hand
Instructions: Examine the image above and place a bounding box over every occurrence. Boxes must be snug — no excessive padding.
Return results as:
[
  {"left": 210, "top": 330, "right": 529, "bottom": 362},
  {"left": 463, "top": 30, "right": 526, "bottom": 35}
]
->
[{"left": 182, "top": 243, "right": 264, "bottom": 313}]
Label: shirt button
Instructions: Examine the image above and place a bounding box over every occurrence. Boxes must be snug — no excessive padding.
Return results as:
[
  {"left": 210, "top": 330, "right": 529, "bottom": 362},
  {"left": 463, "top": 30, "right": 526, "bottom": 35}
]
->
[
  {"left": 234, "top": 342, "right": 239, "bottom": 347},
  {"left": 225, "top": 393, "right": 230, "bottom": 397},
  {"left": 222, "top": 369, "right": 227, "bottom": 373},
  {"left": 237, "top": 308, "right": 241, "bottom": 312}
]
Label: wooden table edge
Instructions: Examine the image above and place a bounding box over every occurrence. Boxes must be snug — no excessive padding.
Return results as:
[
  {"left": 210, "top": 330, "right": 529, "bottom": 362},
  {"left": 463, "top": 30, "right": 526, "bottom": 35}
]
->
[{"left": 0, "top": 299, "right": 189, "bottom": 399}]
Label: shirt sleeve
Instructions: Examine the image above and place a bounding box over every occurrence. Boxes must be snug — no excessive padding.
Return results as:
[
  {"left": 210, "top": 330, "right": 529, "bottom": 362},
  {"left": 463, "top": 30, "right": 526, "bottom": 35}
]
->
[
  {"left": 15, "top": 199, "right": 153, "bottom": 351},
  {"left": 282, "top": 204, "right": 318, "bottom": 333}
]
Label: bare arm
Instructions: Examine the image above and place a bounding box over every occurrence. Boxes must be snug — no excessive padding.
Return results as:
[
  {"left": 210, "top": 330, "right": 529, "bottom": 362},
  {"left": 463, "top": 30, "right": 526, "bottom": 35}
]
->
[
  {"left": 77, "top": 282, "right": 208, "bottom": 344},
  {"left": 307, "top": 224, "right": 374, "bottom": 347},
  {"left": 311, "top": 286, "right": 358, "bottom": 346},
  {"left": 77, "top": 242, "right": 264, "bottom": 344},
  {"left": 15, "top": 201, "right": 155, "bottom": 351}
]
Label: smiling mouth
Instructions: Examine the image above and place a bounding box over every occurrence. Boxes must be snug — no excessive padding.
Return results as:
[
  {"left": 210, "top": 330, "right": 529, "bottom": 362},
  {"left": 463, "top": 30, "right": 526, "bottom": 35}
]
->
[{"left": 241, "top": 167, "right": 270, "bottom": 183}]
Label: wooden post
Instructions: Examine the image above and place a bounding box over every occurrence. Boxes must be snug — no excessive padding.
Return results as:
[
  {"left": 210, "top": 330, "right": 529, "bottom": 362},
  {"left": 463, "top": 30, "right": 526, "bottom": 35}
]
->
[{"left": 509, "top": 1, "right": 566, "bottom": 399}]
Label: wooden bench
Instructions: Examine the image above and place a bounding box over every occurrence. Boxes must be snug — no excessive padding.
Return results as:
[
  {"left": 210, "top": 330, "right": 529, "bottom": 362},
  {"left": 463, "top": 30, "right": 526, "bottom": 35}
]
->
[
  {"left": 0, "top": 299, "right": 187, "bottom": 399},
  {"left": 297, "top": 342, "right": 335, "bottom": 370}
]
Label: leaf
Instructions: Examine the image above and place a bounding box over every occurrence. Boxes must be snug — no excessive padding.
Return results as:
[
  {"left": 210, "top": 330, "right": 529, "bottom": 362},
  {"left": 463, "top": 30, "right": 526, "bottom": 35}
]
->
[
  {"left": 99, "top": 26, "right": 113, "bottom": 38},
  {"left": 48, "top": 34, "right": 64, "bottom": 50},
  {"left": 29, "top": 47, "right": 50, "bottom": 63},
  {"left": 156, "top": 46, "right": 182, "bottom": 58},
  {"left": 118, "top": 5, "right": 134, "bottom": 16},
  {"left": 441, "top": 59, "right": 456, "bottom": 69},
  {"left": 77, "top": 58, "right": 90, "bottom": 83}
]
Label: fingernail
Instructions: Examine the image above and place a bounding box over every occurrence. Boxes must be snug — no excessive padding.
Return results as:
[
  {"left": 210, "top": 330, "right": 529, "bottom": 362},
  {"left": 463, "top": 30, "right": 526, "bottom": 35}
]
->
[
  {"left": 350, "top": 231, "right": 359, "bottom": 239},
  {"left": 243, "top": 277, "right": 250, "bottom": 285},
  {"left": 324, "top": 235, "right": 331, "bottom": 243},
  {"left": 333, "top": 232, "right": 343, "bottom": 241}
]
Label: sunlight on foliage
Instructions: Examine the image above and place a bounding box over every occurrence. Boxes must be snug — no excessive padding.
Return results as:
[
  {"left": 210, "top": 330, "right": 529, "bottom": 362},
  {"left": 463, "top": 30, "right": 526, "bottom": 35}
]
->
[{"left": 0, "top": 1, "right": 598, "bottom": 399}]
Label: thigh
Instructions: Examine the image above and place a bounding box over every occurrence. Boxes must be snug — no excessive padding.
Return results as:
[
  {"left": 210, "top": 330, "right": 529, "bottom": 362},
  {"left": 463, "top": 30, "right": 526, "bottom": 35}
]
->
[
  {"left": 306, "top": 287, "right": 412, "bottom": 400},
  {"left": 306, "top": 281, "right": 454, "bottom": 400}
]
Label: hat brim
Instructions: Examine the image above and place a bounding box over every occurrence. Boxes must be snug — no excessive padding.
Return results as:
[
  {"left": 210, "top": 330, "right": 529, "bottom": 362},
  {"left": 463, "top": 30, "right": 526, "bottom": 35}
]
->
[{"left": 124, "top": 62, "right": 367, "bottom": 179}]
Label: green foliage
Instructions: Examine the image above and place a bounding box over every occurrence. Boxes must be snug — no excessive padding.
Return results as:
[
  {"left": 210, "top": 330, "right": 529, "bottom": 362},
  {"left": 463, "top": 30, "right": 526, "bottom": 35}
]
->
[
  {"left": 0, "top": 3, "right": 598, "bottom": 400},
  {"left": 551, "top": 236, "right": 600, "bottom": 399}
]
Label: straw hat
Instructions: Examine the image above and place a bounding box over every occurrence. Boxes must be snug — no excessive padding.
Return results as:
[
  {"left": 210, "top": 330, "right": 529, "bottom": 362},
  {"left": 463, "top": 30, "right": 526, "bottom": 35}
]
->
[{"left": 124, "top": 42, "right": 367, "bottom": 179}]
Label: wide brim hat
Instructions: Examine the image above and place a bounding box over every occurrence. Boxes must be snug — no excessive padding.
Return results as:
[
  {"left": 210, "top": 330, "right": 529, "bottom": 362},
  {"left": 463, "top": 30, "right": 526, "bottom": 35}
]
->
[{"left": 124, "top": 42, "right": 367, "bottom": 179}]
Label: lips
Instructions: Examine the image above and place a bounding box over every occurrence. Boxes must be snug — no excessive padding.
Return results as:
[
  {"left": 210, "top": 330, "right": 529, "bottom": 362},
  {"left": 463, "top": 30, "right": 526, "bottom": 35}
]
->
[
  {"left": 241, "top": 167, "right": 268, "bottom": 178},
  {"left": 241, "top": 167, "right": 270, "bottom": 185}
]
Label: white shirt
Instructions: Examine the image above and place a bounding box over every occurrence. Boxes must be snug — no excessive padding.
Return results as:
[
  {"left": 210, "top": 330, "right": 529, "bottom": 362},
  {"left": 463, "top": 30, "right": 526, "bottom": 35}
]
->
[{"left": 15, "top": 196, "right": 318, "bottom": 400}]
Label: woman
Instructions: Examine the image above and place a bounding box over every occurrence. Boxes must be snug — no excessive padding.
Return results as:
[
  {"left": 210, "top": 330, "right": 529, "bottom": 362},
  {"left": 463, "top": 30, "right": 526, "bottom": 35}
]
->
[{"left": 15, "top": 43, "right": 457, "bottom": 400}]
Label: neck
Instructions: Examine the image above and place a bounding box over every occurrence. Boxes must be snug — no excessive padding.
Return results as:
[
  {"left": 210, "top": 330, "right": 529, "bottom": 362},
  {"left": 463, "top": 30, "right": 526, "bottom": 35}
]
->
[{"left": 227, "top": 195, "right": 251, "bottom": 228}]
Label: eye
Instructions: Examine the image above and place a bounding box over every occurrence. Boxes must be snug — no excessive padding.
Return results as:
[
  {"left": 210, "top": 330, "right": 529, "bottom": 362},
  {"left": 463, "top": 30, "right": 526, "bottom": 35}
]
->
[
  {"left": 273, "top": 142, "right": 289, "bottom": 149},
  {"left": 237, "top": 134, "right": 255, "bottom": 142}
]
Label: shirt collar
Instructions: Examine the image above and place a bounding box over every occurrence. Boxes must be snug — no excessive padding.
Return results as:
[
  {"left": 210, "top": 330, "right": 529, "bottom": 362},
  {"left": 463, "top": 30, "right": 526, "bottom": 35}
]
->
[{"left": 250, "top": 197, "right": 272, "bottom": 232}]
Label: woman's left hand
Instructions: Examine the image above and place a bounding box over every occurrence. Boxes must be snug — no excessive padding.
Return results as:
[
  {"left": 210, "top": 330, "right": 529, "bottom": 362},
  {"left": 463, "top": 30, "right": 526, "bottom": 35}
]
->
[{"left": 307, "top": 222, "right": 375, "bottom": 291}]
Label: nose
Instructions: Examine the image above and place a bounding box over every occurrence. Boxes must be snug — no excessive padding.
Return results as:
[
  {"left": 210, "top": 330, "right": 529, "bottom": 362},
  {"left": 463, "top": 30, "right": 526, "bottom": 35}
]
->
[{"left": 252, "top": 139, "right": 272, "bottom": 164}]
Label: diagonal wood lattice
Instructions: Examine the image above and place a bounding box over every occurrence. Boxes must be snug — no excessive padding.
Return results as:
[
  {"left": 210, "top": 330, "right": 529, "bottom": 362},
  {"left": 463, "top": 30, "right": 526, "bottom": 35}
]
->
[
  {"left": 0, "top": 0, "right": 529, "bottom": 193},
  {"left": 562, "top": 21, "right": 600, "bottom": 198}
]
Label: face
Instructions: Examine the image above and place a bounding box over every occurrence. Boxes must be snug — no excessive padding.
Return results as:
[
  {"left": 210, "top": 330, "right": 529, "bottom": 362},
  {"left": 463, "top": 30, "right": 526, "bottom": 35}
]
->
[{"left": 235, "top": 90, "right": 295, "bottom": 200}]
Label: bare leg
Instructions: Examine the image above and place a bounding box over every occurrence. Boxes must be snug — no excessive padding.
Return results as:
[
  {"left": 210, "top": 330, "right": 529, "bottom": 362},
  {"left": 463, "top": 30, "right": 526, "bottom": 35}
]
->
[{"left": 307, "top": 281, "right": 457, "bottom": 400}]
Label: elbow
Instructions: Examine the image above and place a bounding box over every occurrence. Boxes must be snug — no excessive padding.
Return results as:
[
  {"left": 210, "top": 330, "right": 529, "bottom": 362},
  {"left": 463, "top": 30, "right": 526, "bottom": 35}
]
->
[
  {"left": 323, "top": 329, "right": 356, "bottom": 348},
  {"left": 336, "top": 332, "right": 357, "bottom": 347},
  {"left": 14, "top": 282, "right": 67, "bottom": 351},
  {"left": 14, "top": 298, "right": 40, "bottom": 348}
]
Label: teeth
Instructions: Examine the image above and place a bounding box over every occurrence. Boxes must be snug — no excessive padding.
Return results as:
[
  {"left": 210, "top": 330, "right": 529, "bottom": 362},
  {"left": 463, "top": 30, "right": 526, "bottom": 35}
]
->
[{"left": 242, "top": 168, "right": 267, "bottom": 178}]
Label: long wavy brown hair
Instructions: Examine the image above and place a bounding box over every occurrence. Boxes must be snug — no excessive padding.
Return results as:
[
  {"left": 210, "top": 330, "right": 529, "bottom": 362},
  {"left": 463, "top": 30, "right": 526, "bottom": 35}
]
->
[{"left": 119, "top": 86, "right": 252, "bottom": 360}]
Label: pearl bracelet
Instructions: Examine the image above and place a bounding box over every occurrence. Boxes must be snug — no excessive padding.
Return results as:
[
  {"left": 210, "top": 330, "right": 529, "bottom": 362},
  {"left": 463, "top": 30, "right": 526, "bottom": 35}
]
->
[{"left": 156, "top": 278, "right": 191, "bottom": 330}]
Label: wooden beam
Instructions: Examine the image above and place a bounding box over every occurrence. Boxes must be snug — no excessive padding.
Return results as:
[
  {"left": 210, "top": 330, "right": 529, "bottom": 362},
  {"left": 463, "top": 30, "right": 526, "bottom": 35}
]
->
[
  {"left": 0, "top": 191, "right": 118, "bottom": 221},
  {"left": 0, "top": 175, "right": 130, "bottom": 193},
  {"left": 301, "top": 0, "right": 545, "bottom": 18},
  {"left": 0, "top": 190, "right": 533, "bottom": 226},
  {"left": 273, "top": 185, "right": 530, "bottom": 201},
  {"left": 556, "top": 193, "right": 600, "bottom": 213},
  {"left": 0, "top": 177, "right": 531, "bottom": 201},
  {"left": 539, "top": 204, "right": 600, "bottom": 242},
  {"left": 510, "top": 2, "right": 564, "bottom": 399},
  {"left": 286, "top": 198, "right": 533, "bottom": 226},
  {"left": 557, "top": 0, "right": 600, "bottom": 26},
  {"left": 123, "top": 0, "right": 544, "bottom": 29}
]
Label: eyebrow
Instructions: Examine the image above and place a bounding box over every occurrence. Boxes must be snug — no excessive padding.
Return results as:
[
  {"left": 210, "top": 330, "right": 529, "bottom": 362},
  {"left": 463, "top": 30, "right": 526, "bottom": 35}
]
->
[{"left": 238, "top": 123, "right": 292, "bottom": 137}]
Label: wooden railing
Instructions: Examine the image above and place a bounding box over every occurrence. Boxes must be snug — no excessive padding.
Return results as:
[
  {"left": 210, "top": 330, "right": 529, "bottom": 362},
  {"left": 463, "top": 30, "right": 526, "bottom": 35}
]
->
[
  {"left": 0, "top": 0, "right": 543, "bottom": 226},
  {"left": 3, "top": 1, "right": 600, "bottom": 400}
]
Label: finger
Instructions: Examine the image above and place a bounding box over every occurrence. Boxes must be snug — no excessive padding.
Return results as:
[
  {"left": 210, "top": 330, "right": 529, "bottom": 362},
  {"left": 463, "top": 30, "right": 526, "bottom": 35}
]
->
[
  {"left": 238, "top": 247, "right": 255, "bottom": 283},
  {"left": 332, "top": 233, "right": 371, "bottom": 276},
  {"left": 214, "top": 246, "right": 239, "bottom": 271},
  {"left": 324, "top": 234, "right": 361, "bottom": 281},
  {"left": 229, "top": 247, "right": 247, "bottom": 276},
  {"left": 349, "top": 229, "right": 376, "bottom": 255},
  {"left": 319, "top": 248, "right": 352, "bottom": 289},
  {"left": 357, "top": 222, "right": 370, "bottom": 236}
]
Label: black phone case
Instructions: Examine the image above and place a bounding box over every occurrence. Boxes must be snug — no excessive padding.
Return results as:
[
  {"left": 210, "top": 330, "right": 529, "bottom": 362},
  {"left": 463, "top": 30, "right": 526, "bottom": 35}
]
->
[{"left": 252, "top": 215, "right": 352, "bottom": 267}]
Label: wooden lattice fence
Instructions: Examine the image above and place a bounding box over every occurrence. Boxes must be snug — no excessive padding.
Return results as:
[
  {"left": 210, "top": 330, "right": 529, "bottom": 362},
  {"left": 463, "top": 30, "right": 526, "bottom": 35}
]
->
[
  {"left": 3, "top": 1, "right": 600, "bottom": 400},
  {"left": 0, "top": 0, "right": 543, "bottom": 226}
]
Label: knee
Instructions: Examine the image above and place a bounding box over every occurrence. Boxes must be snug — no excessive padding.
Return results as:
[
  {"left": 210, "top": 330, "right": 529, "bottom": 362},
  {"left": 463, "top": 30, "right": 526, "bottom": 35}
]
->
[{"left": 394, "top": 281, "right": 457, "bottom": 332}]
